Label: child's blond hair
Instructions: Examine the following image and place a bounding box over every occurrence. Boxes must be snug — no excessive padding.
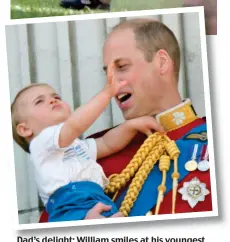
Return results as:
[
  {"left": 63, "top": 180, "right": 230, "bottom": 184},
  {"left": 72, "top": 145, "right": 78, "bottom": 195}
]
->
[{"left": 11, "top": 83, "right": 50, "bottom": 153}]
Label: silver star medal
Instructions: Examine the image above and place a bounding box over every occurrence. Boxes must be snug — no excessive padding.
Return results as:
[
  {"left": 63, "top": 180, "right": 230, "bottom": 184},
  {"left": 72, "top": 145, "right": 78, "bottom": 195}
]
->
[
  {"left": 178, "top": 177, "right": 210, "bottom": 208},
  {"left": 198, "top": 145, "right": 210, "bottom": 172}
]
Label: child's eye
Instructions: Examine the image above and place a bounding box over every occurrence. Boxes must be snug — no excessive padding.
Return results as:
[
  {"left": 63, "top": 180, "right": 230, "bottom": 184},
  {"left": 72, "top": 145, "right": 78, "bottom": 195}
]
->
[
  {"left": 55, "top": 96, "right": 61, "bottom": 100},
  {"left": 35, "top": 100, "right": 43, "bottom": 105}
]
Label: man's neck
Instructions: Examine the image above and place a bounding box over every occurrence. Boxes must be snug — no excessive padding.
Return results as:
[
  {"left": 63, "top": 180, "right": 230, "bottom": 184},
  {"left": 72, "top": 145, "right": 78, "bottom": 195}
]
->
[{"left": 152, "top": 89, "right": 182, "bottom": 116}]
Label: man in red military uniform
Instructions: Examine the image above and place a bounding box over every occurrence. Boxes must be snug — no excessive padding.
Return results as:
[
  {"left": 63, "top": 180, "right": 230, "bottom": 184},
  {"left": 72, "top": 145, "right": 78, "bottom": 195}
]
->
[{"left": 40, "top": 18, "right": 212, "bottom": 222}]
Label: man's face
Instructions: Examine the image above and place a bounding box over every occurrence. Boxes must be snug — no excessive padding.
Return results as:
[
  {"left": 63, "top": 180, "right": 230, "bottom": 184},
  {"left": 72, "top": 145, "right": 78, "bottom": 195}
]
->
[
  {"left": 18, "top": 85, "right": 71, "bottom": 136},
  {"left": 103, "top": 29, "right": 164, "bottom": 120}
]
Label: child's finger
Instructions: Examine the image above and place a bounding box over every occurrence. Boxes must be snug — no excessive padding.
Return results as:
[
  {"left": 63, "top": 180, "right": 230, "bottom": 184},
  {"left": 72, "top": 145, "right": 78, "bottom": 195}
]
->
[
  {"left": 149, "top": 118, "right": 165, "bottom": 133},
  {"left": 107, "top": 61, "right": 115, "bottom": 81},
  {"left": 154, "top": 123, "right": 165, "bottom": 133},
  {"left": 145, "top": 130, "right": 153, "bottom": 137}
]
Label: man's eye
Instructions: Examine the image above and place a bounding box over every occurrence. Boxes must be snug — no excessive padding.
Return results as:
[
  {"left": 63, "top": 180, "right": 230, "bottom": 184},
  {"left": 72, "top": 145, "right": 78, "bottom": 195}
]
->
[{"left": 118, "top": 64, "right": 128, "bottom": 70}]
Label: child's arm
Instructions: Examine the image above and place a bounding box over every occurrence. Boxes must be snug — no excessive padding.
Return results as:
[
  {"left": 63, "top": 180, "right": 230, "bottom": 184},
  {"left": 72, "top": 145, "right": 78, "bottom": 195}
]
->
[
  {"left": 96, "top": 116, "right": 164, "bottom": 159},
  {"left": 58, "top": 63, "right": 123, "bottom": 148}
]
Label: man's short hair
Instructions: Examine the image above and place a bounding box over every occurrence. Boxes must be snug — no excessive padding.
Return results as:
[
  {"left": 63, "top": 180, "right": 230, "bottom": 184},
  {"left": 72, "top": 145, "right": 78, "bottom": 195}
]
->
[{"left": 111, "top": 19, "right": 181, "bottom": 79}]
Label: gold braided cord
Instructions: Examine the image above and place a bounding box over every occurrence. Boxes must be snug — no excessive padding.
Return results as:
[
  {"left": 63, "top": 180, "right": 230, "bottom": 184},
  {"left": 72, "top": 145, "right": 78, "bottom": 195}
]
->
[
  {"left": 119, "top": 139, "right": 166, "bottom": 216},
  {"left": 104, "top": 132, "right": 180, "bottom": 216},
  {"left": 104, "top": 132, "right": 163, "bottom": 194}
]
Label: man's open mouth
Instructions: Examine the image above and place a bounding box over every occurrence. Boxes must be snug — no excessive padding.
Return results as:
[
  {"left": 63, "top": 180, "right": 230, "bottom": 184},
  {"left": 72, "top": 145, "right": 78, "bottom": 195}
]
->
[{"left": 117, "top": 93, "right": 132, "bottom": 103}]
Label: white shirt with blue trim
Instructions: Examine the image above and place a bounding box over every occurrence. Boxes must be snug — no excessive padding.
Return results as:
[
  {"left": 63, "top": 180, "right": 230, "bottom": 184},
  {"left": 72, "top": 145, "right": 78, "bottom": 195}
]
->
[{"left": 29, "top": 123, "right": 109, "bottom": 205}]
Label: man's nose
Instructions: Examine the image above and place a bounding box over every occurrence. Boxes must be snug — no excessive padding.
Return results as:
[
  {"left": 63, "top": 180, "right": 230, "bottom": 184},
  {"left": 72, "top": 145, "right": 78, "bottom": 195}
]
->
[{"left": 113, "top": 72, "right": 125, "bottom": 83}]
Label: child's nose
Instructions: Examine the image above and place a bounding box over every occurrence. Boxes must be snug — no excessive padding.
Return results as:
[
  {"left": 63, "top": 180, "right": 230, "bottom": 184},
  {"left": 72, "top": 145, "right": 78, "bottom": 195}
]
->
[{"left": 50, "top": 97, "right": 57, "bottom": 104}]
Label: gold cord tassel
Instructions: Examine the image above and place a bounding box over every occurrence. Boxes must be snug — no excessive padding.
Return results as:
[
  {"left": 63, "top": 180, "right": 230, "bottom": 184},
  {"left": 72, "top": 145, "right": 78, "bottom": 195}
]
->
[
  {"left": 165, "top": 139, "right": 180, "bottom": 214},
  {"left": 155, "top": 154, "right": 170, "bottom": 215}
]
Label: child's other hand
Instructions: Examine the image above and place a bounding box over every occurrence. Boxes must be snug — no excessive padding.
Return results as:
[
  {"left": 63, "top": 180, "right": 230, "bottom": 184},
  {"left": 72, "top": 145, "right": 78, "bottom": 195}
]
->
[
  {"left": 105, "top": 61, "right": 126, "bottom": 97},
  {"left": 127, "top": 116, "right": 165, "bottom": 137}
]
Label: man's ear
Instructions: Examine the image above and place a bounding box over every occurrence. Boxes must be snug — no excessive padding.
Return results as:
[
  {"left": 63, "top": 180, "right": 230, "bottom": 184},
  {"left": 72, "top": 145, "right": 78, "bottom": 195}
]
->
[
  {"left": 156, "top": 49, "right": 172, "bottom": 76},
  {"left": 16, "top": 123, "right": 33, "bottom": 139}
]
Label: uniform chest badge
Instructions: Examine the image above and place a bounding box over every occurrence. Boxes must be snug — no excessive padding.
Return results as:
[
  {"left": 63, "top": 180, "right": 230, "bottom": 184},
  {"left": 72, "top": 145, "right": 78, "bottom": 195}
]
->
[
  {"left": 178, "top": 177, "right": 210, "bottom": 208},
  {"left": 183, "top": 132, "right": 207, "bottom": 142}
]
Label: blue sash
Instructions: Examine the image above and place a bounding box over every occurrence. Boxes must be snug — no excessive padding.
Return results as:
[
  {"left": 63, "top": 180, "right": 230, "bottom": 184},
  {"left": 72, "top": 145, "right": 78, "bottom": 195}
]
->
[{"left": 46, "top": 181, "right": 118, "bottom": 222}]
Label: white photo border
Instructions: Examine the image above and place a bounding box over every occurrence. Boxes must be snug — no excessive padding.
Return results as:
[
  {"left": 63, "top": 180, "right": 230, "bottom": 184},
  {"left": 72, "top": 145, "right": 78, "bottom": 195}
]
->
[{"left": 4, "top": 6, "right": 218, "bottom": 230}]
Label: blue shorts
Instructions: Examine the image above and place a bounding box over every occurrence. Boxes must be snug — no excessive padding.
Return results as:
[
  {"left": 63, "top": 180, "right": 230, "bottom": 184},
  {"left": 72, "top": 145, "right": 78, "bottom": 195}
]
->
[{"left": 46, "top": 181, "right": 118, "bottom": 222}]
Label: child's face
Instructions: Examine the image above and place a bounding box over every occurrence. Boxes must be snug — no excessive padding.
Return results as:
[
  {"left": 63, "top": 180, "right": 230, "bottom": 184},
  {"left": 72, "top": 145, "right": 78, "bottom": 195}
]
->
[{"left": 17, "top": 85, "right": 72, "bottom": 138}]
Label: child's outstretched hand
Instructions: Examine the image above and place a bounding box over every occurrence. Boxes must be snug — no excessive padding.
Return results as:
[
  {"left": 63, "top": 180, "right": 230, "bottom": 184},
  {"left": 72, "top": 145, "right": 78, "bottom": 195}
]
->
[
  {"left": 105, "top": 61, "right": 127, "bottom": 97},
  {"left": 127, "top": 116, "right": 165, "bottom": 137}
]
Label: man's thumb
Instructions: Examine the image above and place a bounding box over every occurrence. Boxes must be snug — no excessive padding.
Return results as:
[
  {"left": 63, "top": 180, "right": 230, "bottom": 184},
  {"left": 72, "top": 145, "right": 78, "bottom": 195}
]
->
[
  {"left": 110, "top": 212, "right": 124, "bottom": 218},
  {"left": 95, "top": 202, "right": 112, "bottom": 213}
]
